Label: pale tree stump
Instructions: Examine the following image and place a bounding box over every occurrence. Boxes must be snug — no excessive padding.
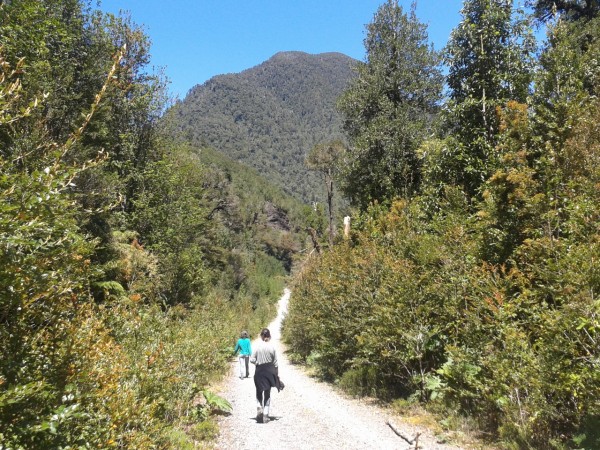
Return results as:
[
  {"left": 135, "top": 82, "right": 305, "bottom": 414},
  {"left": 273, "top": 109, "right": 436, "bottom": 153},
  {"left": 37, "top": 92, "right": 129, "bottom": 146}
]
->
[{"left": 343, "top": 216, "right": 351, "bottom": 239}]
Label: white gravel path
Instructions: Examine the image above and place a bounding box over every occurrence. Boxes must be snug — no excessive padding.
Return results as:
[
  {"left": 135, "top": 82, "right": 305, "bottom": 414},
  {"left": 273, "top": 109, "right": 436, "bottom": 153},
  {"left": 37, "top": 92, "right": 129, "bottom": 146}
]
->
[{"left": 213, "top": 288, "right": 466, "bottom": 450}]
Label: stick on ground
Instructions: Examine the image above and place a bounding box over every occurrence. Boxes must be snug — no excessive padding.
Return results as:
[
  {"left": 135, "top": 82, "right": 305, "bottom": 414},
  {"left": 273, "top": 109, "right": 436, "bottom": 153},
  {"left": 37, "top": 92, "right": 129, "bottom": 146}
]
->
[{"left": 386, "top": 420, "right": 422, "bottom": 449}]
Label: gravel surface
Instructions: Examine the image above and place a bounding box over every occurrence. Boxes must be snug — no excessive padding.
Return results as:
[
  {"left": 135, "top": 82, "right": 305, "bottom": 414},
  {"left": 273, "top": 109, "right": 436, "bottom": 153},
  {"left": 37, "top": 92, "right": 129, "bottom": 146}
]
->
[{"left": 213, "top": 289, "right": 466, "bottom": 450}]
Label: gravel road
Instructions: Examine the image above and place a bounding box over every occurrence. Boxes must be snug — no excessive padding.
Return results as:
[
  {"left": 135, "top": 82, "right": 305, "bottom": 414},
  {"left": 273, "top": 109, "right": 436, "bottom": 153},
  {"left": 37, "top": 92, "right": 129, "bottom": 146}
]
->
[{"left": 213, "top": 289, "right": 466, "bottom": 450}]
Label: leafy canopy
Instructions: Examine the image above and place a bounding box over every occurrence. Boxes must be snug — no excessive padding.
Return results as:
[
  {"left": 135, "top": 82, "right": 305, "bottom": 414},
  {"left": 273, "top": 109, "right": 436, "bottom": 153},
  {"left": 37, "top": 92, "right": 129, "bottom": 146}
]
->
[{"left": 337, "top": 0, "right": 443, "bottom": 209}]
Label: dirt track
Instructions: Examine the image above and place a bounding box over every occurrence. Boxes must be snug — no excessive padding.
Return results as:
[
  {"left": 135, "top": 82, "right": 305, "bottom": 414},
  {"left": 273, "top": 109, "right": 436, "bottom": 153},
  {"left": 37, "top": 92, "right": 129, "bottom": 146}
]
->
[{"left": 213, "top": 288, "right": 465, "bottom": 449}]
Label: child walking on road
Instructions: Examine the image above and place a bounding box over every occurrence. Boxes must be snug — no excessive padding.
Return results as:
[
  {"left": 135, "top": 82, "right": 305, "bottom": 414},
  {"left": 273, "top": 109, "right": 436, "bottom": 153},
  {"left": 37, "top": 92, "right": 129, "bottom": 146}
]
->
[{"left": 234, "top": 331, "right": 252, "bottom": 379}]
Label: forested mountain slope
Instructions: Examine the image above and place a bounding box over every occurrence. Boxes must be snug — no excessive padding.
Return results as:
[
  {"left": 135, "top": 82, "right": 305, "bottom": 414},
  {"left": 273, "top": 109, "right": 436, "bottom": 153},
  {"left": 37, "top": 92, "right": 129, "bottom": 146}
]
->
[
  {"left": 0, "top": 1, "right": 309, "bottom": 447},
  {"left": 187, "top": 143, "right": 313, "bottom": 271},
  {"left": 169, "top": 51, "right": 356, "bottom": 203}
]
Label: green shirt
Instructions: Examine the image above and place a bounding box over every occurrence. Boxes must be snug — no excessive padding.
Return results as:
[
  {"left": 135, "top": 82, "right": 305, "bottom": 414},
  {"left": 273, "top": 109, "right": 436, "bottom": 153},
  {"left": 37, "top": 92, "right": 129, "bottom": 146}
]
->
[{"left": 234, "top": 337, "right": 252, "bottom": 356}]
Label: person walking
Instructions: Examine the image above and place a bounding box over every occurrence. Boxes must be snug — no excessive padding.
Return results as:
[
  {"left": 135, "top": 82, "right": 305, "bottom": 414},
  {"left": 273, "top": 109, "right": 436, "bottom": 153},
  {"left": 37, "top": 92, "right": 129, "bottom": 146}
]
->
[
  {"left": 233, "top": 331, "right": 252, "bottom": 379},
  {"left": 250, "top": 328, "right": 283, "bottom": 423}
]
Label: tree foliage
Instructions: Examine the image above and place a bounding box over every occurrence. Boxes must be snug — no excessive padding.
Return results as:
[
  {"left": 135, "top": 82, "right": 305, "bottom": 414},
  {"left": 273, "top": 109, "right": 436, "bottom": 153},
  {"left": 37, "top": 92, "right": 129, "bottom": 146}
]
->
[
  {"left": 306, "top": 140, "right": 346, "bottom": 248},
  {"left": 0, "top": 1, "right": 305, "bottom": 447},
  {"left": 336, "top": 0, "right": 443, "bottom": 208},
  {"left": 286, "top": 4, "right": 600, "bottom": 450},
  {"left": 442, "top": 0, "right": 535, "bottom": 199},
  {"left": 4, "top": 0, "right": 600, "bottom": 447},
  {"left": 526, "top": 0, "right": 600, "bottom": 22}
]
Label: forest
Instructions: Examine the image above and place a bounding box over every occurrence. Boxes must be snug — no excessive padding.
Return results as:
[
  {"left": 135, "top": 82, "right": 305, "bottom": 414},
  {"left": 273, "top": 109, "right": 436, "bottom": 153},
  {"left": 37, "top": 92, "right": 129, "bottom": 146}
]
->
[
  {"left": 284, "top": 0, "right": 600, "bottom": 449},
  {"left": 0, "top": 0, "right": 306, "bottom": 447},
  {"left": 1, "top": 0, "right": 599, "bottom": 449},
  {"left": 171, "top": 50, "right": 356, "bottom": 205}
]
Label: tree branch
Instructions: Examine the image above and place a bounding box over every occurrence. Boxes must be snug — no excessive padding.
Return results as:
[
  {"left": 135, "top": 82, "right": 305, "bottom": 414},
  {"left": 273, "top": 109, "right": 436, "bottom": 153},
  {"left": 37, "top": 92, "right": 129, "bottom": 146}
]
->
[{"left": 386, "top": 420, "right": 422, "bottom": 449}]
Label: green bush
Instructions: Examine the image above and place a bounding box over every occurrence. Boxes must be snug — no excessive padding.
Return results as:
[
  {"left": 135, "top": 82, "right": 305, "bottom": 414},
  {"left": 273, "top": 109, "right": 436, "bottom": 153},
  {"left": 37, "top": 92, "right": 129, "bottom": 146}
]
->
[{"left": 339, "top": 366, "right": 386, "bottom": 398}]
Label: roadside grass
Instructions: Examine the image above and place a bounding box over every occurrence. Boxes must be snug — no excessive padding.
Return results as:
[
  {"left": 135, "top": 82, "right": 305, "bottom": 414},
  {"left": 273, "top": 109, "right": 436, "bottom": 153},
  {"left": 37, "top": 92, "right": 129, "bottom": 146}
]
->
[{"left": 390, "top": 399, "right": 500, "bottom": 449}]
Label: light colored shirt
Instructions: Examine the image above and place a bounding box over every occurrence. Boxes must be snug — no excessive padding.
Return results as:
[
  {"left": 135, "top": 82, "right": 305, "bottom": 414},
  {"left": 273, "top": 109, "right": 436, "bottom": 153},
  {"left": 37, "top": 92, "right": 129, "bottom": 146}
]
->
[{"left": 251, "top": 339, "right": 278, "bottom": 368}]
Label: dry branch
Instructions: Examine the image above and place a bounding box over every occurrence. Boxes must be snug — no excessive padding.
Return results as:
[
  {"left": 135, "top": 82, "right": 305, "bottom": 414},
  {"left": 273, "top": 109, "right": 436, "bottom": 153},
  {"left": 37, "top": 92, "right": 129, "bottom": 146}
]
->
[{"left": 386, "top": 419, "right": 422, "bottom": 449}]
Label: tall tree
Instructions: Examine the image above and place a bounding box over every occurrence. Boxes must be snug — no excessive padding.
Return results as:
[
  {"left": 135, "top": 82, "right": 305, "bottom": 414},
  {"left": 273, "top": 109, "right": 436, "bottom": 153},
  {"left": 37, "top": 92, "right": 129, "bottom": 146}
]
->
[
  {"left": 306, "top": 140, "right": 345, "bottom": 248},
  {"left": 443, "top": 0, "right": 534, "bottom": 199},
  {"left": 532, "top": 14, "right": 600, "bottom": 152},
  {"left": 528, "top": 15, "right": 600, "bottom": 248},
  {"left": 337, "top": 0, "right": 443, "bottom": 209},
  {"left": 0, "top": 0, "right": 167, "bottom": 247},
  {"left": 0, "top": 0, "right": 105, "bottom": 142},
  {"left": 526, "top": 0, "right": 600, "bottom": 22}
]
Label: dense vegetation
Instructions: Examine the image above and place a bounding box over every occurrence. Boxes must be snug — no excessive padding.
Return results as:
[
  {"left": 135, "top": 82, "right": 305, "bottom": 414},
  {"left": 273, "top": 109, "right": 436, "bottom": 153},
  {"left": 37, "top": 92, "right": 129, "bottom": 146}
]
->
[
  {"left": 169, "top": 51, "right": 356, "bottom": 204},
  {"left": 0, "top": 0, "right": 306, "bottom": 447},
  {"left": 3, "top": 0, "right": 600, "bottom": 448},
  {"left": 337, "top": 2, "right": 444, "bottom": 207},
  {"left": 284, "top": 1, "right": 600, "bottom": 448}
]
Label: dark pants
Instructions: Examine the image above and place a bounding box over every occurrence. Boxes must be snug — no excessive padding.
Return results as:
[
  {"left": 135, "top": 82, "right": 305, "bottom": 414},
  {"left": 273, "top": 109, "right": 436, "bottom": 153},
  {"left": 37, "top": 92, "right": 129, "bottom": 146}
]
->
[
  {"left": 256, "top": 386, "right": 271, "bottom": 407},
  {"left": 254, "top": 362, "right": 280, "bottom": 407}
]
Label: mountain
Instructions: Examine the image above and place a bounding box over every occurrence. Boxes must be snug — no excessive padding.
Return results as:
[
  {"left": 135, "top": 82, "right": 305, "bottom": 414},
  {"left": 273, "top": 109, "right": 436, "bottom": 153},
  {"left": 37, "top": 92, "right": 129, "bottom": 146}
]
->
[
  {"left": 190, "top": 144, "right": 312, "bottom": 272},
  {"left": 169, "top": 51, "right": 357, "bottom": 204}
]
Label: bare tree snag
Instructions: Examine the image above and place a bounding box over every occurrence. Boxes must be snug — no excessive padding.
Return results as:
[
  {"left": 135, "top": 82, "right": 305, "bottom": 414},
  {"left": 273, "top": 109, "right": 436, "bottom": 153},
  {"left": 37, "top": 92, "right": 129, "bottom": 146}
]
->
[
  {"left": 307, "top": 227, "right": 321, "bottom": 255},
  {"left": 306, "top": 140, "right": 346, "bottom": 249}
]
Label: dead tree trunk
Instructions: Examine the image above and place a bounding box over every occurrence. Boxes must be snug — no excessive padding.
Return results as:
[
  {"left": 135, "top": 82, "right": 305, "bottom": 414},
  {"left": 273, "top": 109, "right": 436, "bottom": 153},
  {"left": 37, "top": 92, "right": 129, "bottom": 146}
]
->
[
  {"left": 343, "top": 216, "right": 351, "bottom": 239},
  {"left": 307, "top": 227, "right": 321, "bottom": 255}
]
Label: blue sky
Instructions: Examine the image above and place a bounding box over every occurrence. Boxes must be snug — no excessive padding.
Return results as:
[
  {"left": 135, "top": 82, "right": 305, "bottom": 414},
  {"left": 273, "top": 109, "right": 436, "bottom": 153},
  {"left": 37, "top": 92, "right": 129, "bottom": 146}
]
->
[{"left": 96, "top": 1, "right": 466, "bottom": 99}]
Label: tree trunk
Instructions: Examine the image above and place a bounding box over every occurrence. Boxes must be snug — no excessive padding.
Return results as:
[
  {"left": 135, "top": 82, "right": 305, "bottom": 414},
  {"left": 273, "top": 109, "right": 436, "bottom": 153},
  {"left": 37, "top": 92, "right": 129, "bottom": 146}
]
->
[
  {"left": 327, "top": 168, "right": 334, "bottom": 249},
  {"left": 307, "top": 227, "right": 321, "bottom": 255}
]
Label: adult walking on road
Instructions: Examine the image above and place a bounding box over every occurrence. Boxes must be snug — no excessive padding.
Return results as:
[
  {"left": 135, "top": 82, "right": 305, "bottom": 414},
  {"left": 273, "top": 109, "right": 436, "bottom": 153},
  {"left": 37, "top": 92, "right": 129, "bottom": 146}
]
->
[{"left": 251, "top": 327, "right": 282, "bottom": 423}]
